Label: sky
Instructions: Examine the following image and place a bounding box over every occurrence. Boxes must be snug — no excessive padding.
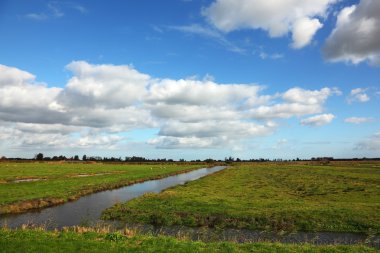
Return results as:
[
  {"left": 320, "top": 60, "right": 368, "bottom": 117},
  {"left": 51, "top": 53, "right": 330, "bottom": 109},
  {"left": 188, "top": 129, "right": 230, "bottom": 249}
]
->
[{"left": 0, "top": 0, "right": 379, "bottom": 160}]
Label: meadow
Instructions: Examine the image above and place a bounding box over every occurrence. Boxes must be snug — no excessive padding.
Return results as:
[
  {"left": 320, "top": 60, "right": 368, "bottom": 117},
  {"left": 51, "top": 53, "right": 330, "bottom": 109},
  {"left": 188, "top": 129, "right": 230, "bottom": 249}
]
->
[
  {"left": 102, "top": 162, "right": 380, "bottom": 234},
  {"left": 0, "top": 227, "right": 377, "bottom": 253},
  {"left": 0, "top": 162, "right": 202, "bottom": 214}
]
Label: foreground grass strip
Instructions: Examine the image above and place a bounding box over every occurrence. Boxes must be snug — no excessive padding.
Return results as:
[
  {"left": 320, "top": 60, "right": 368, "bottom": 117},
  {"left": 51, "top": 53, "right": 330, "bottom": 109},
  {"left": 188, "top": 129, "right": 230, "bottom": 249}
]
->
[
  {"left": 0, "top": 162, "right": 203, "bottom": 214},
  {"left": 0, "top": 228, "right": 377, "bottom": 253},
  {"left": 103, "top": 162, "right": 380, "bottom": 233}
]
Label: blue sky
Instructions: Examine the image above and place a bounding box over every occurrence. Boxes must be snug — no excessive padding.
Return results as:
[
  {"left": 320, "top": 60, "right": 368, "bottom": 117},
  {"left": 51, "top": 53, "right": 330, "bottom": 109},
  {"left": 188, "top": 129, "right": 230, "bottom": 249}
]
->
[{"left": 0, "top": 0, "right": 379, "bottom": 160}]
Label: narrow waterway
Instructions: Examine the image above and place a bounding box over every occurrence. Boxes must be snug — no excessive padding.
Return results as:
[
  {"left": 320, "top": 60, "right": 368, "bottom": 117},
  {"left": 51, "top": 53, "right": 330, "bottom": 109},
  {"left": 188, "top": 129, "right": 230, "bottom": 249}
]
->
[{"left": 0, "top": 166, "right": 226, "bottom": 229}]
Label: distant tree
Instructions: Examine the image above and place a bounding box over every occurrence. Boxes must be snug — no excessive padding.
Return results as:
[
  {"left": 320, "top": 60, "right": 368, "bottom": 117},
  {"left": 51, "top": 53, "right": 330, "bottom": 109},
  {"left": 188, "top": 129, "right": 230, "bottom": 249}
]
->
[
  {"left": 82, "top": 155, "right": 87, "bottom": 161},
  {"left": 74, "top": 155, "right": 79, "bottom": 161},
  {"left": 58, "top": 155, "right": 66, "bottom": 161},
  {"left": 35, "top": 153, "right": 44, "bottom": 160}
]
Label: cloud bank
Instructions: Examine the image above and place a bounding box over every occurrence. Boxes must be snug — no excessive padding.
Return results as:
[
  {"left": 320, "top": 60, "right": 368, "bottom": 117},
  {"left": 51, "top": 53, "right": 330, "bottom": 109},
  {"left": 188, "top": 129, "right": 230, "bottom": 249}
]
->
[{"left": 0, "top": 62, "right": 339, "bottom": 152}]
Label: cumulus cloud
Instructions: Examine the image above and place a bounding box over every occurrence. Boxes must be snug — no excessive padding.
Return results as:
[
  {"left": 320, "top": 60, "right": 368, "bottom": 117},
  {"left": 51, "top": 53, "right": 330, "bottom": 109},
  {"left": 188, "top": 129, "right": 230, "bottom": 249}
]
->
[
  {"left": 59, "top": 61, "right": 150, "bottom": 109},
  {"left": 203, "top": 0, "right": 337, "bottom": 48},
  {"left": 356, "top": 132, "right": 380, "bottom": 150},
  {"left": 323, "top": 0, "right": 380, "bottom": 66},
  {"left": 300, "top": 113, "right": 335, "bottom": 126},
  {"left": 0, "top": 64, "right": 65, "bottom": 124},
  {"left": 291, "top": 18, "right": 323, "bottom": 49},
  {"left": 248, "top": 87, "right": 340, "bottom": 119},
  {"left": 0, "top": 64, "right": 35, "bottom": 86},
  {"left": 0, "top": 122, "right": 73, "bottom": 150},
  {"left": 146, "top": 78, "right": 264, "bottom": 106},
  {"left": 0, "top": 62, "right": 338, "bottom": 152},
  {"left": 0, "top": 121, "right": 125, "bottom": 152},
  {"left": 150, "top": 120, "right": 275, "bottom": 149},
  {"left": 347, "top": 88, "right": 370, "bottom": 103},
  {"left": 344, "top": 117, "right": 374, "bottom": 124}
]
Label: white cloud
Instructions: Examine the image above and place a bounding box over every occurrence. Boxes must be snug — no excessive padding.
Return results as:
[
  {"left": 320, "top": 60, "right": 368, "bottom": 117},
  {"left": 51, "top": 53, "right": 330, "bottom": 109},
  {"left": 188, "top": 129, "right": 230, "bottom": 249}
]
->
[
  {"left": 0, "top": 64, "right": 36, "bottom": 86},
  {"left": 291, "top": 18, "right": 323, "bottom": 49},
  {"left": 0, "top": 64, "right": 65, "bottom": 124},
  {"left": 59, "top": 61, "right": 149, "bottom": 109},
  {"left": 356, "top": 132, "right": 380, "bottom": 150},
  {"left": 76, "top": 133, "right": 124, "bottom": 149},
  {"left": 344, "top": 117, "right": 374, "bottom": 124},
  {"left": 249, "top": 87, "right": 340, "bottom": 119},
  {"left": 203, "top": 0, "right": 337, "bottom": 48},
  {"left": 0, "top": 121, "right": 125, "bottom": 152},
  {"left": 0, "top": 62, "right": 338, "bottom": 152},
  {"left": 146, "top": 78, "right": 263, "bottom": 106},
  {"left": 348, "top": 88, "right": 370, "bottom": 103},
  {"left": 323, "top": 0, "right": 380, "bottom": 66},
  {"left": 150, "top": 120, "right": 274, "bottom": 149},
  {"left": 147, "top": 136, "right": 219, "bottom": 149},
  {"left": 300, "top": 113, "right": 335, "bottom": 126}
]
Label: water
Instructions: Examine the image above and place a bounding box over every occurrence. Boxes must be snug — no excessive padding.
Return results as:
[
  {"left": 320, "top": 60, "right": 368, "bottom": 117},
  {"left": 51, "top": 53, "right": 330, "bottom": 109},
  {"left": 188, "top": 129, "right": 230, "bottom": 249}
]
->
[{"left": 0, "top": 166, "right": 226, "bottom": 229}]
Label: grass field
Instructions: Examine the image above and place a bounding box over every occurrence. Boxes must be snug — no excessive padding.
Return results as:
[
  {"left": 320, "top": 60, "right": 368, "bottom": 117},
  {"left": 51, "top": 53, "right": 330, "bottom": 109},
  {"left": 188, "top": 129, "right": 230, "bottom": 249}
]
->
[
  {"left": 0, "top": 162, "right": 203, "bottom": 214},
  {"left": 102, "top": 162, "right": 380, "bottom": 233},
  {"left": 0, "top": 228, "right": 377, "bottom": 253}
]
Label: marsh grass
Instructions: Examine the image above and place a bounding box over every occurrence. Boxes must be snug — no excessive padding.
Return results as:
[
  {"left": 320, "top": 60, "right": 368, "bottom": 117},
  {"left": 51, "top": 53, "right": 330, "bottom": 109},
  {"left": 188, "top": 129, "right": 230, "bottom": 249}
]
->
[{"left": 102, "top": 162, "right": 380, "bottom": 234}]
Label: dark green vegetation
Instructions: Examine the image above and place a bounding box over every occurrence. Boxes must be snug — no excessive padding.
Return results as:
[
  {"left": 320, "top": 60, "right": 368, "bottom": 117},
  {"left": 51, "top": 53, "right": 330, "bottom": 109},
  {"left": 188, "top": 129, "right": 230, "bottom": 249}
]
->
[
  {"left": 0, "top": 162, "right": 202, "bottom": 214},
  {"left": 0, "top": 228, "right": 377, "bottom": 253},
  {"left": 103, "top": 162, "right": 380, "bottom": 233}
]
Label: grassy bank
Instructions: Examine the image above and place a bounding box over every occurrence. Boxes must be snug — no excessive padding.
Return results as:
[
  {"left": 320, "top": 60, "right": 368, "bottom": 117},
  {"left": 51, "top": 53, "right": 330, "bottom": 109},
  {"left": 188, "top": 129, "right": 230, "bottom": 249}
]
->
[
  {"left": 0, "top": 228, "right": 377, "bottom": 253},
  {"left": 103, "top": 162, "right": 380, "bottom": 233},
  {"left": 0, "top": 162, "right": 203, "bottom": 214}
]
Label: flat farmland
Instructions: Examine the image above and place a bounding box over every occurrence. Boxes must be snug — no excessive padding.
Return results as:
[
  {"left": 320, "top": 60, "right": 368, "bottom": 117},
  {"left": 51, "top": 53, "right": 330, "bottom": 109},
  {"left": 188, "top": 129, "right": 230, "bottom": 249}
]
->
[
  {"left": 103, "top": 162, "right": 380, "bottom": 233},
  {"left": 0, "top": 162, "right": 203, "bottom": 214}
]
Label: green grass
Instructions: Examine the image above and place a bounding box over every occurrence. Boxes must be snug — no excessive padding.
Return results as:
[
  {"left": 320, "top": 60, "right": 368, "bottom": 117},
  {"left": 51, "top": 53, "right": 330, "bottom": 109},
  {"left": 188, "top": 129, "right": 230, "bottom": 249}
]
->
[
  {"left": 0, "top": 228, "right": 377, "bottom": 253},
  {"left": 102, "top": 162, "right": 380, "bottom": 233},
  {"left": 0, "top": 162, "right": 203, "bottom": 214}
]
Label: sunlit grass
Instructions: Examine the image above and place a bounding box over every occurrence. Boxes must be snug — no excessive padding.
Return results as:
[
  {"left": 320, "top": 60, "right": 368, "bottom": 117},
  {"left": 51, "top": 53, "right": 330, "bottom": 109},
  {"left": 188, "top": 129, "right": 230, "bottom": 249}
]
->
[{"left": 103, "top": 162, "right": 380, "bottom": 233}]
